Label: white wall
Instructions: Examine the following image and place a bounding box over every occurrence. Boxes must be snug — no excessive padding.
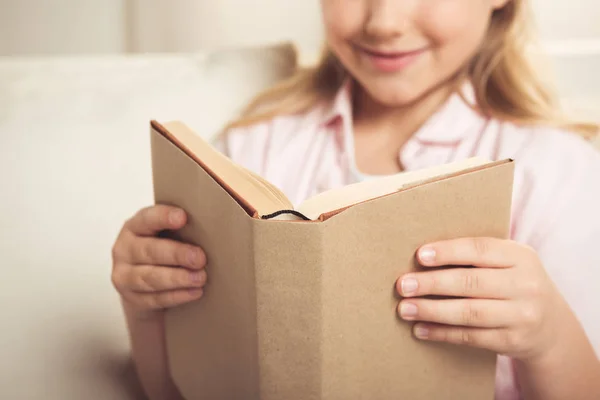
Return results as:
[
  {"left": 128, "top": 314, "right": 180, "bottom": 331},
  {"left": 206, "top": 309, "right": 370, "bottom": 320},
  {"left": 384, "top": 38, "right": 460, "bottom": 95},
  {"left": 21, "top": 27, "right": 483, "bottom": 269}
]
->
[
  {"left": 128, "top": 0, "right": 323, "bottom": 55},
  {"left": 0, "top": 0, "right": 126, "bottom": 55},
  {"left": 531, "top": 0, "right": 600, "bottom": 40},
  {"left": 0, "top": 0, "right": 322, "bottom": 56},
  {"left": 2, "top": 0, "right": 599, "bottom": 56}
]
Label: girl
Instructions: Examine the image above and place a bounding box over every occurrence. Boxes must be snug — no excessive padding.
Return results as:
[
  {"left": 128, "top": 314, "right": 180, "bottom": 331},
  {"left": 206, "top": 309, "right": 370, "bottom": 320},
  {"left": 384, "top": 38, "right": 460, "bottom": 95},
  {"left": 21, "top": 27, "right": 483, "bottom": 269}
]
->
[{"left": 111, "top": 0, "right": 600, "bottom": 399}]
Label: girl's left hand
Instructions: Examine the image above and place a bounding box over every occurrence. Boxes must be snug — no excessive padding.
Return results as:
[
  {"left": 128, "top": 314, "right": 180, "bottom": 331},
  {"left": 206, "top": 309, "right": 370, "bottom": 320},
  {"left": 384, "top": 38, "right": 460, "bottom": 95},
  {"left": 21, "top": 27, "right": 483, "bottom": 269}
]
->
[{"left": 396, "top": 237, "right": 571, "bottom": 361}]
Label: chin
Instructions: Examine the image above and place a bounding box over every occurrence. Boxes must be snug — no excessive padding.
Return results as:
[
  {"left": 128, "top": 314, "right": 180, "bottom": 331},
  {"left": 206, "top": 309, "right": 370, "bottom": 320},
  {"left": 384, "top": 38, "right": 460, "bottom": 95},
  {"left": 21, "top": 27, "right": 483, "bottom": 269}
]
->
[
  {"left": 356, "top": 73, "right": 454, "bottom": 109},
  {"left": 359, "top": 79, "right": 428, "bottom": 107}
]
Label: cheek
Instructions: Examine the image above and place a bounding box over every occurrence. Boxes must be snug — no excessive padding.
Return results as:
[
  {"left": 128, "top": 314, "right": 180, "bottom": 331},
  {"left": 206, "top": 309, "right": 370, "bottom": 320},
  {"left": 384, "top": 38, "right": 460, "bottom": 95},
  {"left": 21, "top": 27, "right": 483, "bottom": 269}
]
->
[
  {"left": 321, "top": 0, "right": 364, "bottom": 46},
  {"left": 420, "top": 3, "right": 491, "bottom": 62}
]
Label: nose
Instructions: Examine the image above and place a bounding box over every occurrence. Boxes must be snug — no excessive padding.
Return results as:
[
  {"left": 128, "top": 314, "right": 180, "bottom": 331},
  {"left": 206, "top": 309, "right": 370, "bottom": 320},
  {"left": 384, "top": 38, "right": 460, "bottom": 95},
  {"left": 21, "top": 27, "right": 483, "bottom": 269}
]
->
[{"left": 364, "top": 0, "right": 413, "bottom": 39}]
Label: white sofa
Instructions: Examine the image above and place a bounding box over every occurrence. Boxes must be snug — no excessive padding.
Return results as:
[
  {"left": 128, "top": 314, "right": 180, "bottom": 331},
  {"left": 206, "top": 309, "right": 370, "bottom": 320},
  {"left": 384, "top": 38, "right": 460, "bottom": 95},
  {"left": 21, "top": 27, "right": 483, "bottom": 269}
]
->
[{"left": 0, "top": 43, "right": 598, "bottom": 400}]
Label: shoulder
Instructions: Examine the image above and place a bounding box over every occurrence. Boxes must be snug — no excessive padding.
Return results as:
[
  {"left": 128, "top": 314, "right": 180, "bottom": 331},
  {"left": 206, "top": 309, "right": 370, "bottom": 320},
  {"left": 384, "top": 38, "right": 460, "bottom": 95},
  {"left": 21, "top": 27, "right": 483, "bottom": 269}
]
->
[
  {"left": 487, "top": 119, "right": 600, "bottom": 185},
  {"left": 511, "top": 122, "right": 597, "bottom": 160},
  {"left": 494, "top": 120, "right": 600, "bottom": 243},
  {"left": 496, "top": 121, "right": 600, "bottom": 187}
]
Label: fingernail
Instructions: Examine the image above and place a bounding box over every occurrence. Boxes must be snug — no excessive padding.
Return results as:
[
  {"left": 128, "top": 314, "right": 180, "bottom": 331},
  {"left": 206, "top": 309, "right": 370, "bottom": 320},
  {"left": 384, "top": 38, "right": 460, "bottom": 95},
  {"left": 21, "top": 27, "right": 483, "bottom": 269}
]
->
[
  {"left": 415, "top": 326, "right": 429, "bottom": 339},
  {"left": 401, "top": 278, "right": 419, "bottom": 295},
  {"left": 400, "top": 302, "right": 418, "bottom": 319},
  {"left": 419, "top": 246, "right": 436, "bottom": 263},
  {"left": 170, "top": 210, "right": 185, "bottom": 225},
  {"left": 189, "top": 288, "right": 203, "bottom": 297}
]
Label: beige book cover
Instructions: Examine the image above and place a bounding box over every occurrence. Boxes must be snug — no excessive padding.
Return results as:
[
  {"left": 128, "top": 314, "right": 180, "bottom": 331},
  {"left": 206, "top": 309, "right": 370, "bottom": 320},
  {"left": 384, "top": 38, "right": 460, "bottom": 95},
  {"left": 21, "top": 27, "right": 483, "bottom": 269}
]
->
[{"left": 150, "top": 120, "right": 515, "bottom": 400}]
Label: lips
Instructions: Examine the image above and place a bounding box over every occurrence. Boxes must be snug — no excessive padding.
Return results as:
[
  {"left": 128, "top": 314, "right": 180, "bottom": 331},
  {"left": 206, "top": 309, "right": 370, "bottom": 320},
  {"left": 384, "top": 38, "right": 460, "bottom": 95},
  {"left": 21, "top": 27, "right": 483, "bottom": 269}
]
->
[{"left": 357, "top": 46, "right": 427, "bottom": 73}]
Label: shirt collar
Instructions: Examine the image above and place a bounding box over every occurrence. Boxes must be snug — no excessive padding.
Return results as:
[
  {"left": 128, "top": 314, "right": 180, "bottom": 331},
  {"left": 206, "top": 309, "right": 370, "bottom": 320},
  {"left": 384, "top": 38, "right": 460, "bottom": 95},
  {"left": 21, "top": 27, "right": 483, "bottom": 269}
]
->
[
  {"left": 318, "top": 78, "right": 486, "bottom": 145},
  {"left": 320, "top": 79, "right": 354, "bottom": 127}
]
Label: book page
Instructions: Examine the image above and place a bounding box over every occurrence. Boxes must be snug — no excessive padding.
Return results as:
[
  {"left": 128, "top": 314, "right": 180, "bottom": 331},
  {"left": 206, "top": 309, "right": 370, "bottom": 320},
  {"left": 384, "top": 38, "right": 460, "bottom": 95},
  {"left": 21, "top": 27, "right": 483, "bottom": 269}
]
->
[
  {"left": 296, "top": 157, "right": 492, "bottom": 220},
  {"left": 158, "top": 121, "right": 294, "bottom": 216}
]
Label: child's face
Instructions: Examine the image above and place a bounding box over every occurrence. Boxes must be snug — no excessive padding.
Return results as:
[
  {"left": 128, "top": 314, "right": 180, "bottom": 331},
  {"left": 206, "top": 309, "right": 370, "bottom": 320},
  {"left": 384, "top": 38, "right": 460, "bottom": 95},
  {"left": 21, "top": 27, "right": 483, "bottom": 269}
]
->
[{"left": 321, "top": 0, "right": 510, "bottom": 106}]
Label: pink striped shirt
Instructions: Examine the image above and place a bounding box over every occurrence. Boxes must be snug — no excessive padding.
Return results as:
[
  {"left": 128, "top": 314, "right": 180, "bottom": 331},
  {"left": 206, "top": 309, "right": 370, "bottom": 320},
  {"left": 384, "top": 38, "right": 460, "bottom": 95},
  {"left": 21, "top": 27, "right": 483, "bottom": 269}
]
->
[{"left": 217, "top": 81, "right": 600, "bottom": 399}]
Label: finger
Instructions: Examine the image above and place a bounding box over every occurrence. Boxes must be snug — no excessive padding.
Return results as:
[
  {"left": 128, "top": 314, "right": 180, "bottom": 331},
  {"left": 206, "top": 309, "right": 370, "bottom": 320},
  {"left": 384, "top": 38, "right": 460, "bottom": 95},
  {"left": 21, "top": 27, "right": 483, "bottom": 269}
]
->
[
  {"left": 412, "top": 323, "right": 510, "bottom": 353},
  {"left": 398, "top": 298, "right": 517, "bottom": 328},
  {"left": 397, "top": 268, "right": 515, "bottom": 299},
  {"left": 416, "top": 237, "right": 534, "bottom": 269},
  {"left": 128, "top": 237, "right": 206, "bottom": 269},
  {"left": 123, "top": 265, "right": 207, "bottom": 293},
  {"left": 123, "top": 288, "right": 205, "bottom": 311},
  {"left": 126, "top": 205, "right": 187, "bottom": 236}
]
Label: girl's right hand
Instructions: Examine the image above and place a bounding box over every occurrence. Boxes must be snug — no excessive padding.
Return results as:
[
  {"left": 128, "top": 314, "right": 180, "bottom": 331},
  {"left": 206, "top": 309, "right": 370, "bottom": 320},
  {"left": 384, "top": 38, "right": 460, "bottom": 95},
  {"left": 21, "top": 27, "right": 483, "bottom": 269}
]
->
[{"left": 111, "top": 205, "right": 207, "bottom": 316}]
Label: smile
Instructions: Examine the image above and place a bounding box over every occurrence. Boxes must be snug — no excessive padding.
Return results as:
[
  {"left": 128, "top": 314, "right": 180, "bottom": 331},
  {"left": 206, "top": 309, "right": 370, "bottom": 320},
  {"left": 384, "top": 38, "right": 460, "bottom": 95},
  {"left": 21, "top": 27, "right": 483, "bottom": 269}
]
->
[{"left": 356, "top": 46, "right": 428, "bottom": 73}]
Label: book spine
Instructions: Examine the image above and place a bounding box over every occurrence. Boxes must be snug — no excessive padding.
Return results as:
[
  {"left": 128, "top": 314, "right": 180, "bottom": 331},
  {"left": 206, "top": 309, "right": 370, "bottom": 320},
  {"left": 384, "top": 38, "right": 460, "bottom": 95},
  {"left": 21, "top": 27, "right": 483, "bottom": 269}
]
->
[
  {"left": 261, "top": 210, "right": 311, "bottom": 221},
  {"left": 252, "top": 220, "right": 325, "bottom": 400}
]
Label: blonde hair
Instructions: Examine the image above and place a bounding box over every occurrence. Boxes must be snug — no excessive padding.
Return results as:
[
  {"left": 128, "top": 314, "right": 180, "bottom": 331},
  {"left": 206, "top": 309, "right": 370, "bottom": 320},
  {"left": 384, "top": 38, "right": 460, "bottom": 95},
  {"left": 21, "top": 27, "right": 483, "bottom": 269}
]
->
[{"left": 226, "top": 0, "right": 598, "bottom": 139}]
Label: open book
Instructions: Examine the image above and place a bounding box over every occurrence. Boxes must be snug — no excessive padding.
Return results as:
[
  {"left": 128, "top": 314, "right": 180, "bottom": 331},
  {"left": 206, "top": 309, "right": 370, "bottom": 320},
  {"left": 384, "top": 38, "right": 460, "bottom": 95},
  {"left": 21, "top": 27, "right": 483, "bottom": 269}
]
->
[
  {"left": 150, "top": 119, "right": 514, "bottom": 400},
  {"left": 152, "top": 120, "right": 495, "bottom": 221}
]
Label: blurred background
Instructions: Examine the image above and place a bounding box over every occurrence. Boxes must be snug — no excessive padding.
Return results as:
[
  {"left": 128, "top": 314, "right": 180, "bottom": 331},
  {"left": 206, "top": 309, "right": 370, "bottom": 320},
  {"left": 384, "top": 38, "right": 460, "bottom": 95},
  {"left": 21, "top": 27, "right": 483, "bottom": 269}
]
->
[
  {"left": 0, "top": 0, "right": 599, "bottom": 57},
  {"left": 0, "top": 0, "right": 323, "bottom": 56},
  {"left": 0, "top": 1, "right": 599, "bottom": 400},
  {"left": 2, "top": 0, "right": 600, "bottom": 108}
]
